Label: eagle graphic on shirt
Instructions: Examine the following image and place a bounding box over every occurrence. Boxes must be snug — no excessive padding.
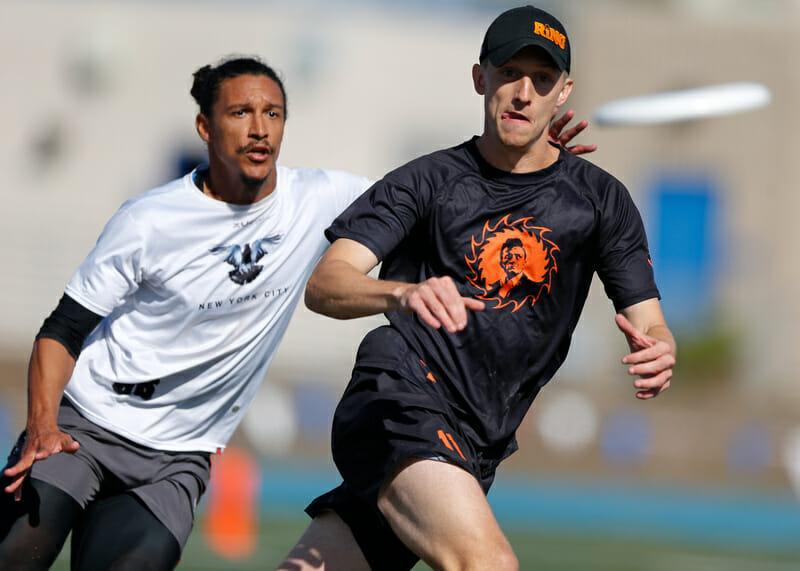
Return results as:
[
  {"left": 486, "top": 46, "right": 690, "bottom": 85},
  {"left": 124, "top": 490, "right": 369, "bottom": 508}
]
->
[
  {"left": 210, "top": 235, "right": 282, "bottom": 285},
  {"left": 465, "top": 215, "right": 559, "bottom": 312}
]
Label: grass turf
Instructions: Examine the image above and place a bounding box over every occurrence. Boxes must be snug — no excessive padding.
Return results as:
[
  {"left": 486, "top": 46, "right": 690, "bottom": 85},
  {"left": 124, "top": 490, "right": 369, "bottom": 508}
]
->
[{"left": 49, "top": 513, "right": 800, "bottom": 570}]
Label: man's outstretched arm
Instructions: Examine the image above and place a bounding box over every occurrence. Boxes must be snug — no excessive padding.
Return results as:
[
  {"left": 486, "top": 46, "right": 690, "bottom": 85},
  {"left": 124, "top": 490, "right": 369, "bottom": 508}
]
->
[
  {"left": 305, "top": 238, "right": 484, "bottom": 333},
  {"left": 3, "top": 338, "right": 79, "bottom": 497},
  {"left": 4, "top": 295, "right": 102, "bottom": 497}
]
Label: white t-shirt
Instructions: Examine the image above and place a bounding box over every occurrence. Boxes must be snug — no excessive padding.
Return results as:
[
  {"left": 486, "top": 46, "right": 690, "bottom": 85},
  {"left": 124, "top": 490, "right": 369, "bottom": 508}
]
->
[{"left": 63, "top": 165, "right": 371, "bottom": 453}]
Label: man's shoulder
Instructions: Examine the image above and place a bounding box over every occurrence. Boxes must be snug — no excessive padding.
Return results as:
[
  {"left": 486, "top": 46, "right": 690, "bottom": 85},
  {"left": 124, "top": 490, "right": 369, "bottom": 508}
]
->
[
  {"left": 560, "top": 151, "right": 628, "bottom": 195},
  {"left": 117, "top": 173, "right": 191, "bottom": 215},
  {"left": 277, "top": 165, "right": 370, "bottom": 192}
]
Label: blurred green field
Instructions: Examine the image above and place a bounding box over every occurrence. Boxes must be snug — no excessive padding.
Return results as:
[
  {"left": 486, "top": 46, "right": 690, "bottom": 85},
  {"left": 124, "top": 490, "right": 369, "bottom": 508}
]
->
[{"left": 50, "top": 513, "right": 800, "bottom": 570}]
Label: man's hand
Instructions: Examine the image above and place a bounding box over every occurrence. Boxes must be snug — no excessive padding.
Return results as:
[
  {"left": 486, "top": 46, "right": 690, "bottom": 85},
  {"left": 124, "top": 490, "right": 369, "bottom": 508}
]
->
[
  {"left": 398, "top": 276, "right": 485, "bottom": 333},
  {"left": 615, "top": 313, "right": 674, "bottom": 400},
  {"left": 550, "top": 109, "right": 597, "bottom": 156},
  {"left": 3, "top": 428, "right": 79, "bottom": 500}
]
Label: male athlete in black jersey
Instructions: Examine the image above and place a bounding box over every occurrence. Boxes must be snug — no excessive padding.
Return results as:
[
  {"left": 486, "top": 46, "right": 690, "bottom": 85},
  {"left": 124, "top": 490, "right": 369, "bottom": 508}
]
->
[{"left": 279, "top": 5, "right": 676, "bottom": 570}]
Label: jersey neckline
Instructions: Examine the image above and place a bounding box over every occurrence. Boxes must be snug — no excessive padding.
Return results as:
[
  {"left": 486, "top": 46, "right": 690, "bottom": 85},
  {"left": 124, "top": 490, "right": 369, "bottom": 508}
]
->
[
  {"left": 185, "top": 165, "right": 282, "bottom": 214},
  {"left": 464, "top": 137, "right": 567, "bottom": 186}
]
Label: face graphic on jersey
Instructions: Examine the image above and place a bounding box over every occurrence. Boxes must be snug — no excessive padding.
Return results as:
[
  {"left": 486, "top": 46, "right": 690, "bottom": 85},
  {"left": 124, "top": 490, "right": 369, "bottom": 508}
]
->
[
  {"left": 210, "top": 235, "right": 281, "bottom": 285},
  {"left": 465, "top": 215, "right": 558, "bottom": 312}
]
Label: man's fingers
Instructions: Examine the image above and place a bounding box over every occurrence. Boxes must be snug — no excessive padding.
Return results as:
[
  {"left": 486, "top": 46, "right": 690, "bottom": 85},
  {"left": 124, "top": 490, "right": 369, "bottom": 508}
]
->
[
  {"left": 463, "top": 298, "right": 486, "bottom": 312},
  {"left": 635, "top": 378, "right": 671, "bottom": 400},
  {"left": 4, "top": 449, "right": 36, "bottom": 478},
  {"left": 4, "top": 471, "right": 27, "bottom": 496},
  {"left": 614, "top": 312, "right": 637, "bottom": 336},
  {"left": 557, "top": 119, "right": 588, "bottom": 143},
  {"left": 616, "top": 314, "right": 655, "bottom": 352},
  {"left": 627, "top": 360, "right": 674, "bottom": 380},
  {"left": 550, "top": 108, "right": 575, "bottom": 135},
  {"left": 564, "top": 143, "right": 598, "bottom": 156},
  {"left": 402, "top": 278, "right": 485, "bottom": 332},
  {"left": 624, "top": 342, "right": 673, "bottom": 366},
  {"left": 406, "top": 295, "right": 443, "bottom": 330},
  {"left": 632, "top": 367, "right": 672, "bottom": 387},
  {"left": 428, "top": 295, "right": 484, "bottom": 332}
]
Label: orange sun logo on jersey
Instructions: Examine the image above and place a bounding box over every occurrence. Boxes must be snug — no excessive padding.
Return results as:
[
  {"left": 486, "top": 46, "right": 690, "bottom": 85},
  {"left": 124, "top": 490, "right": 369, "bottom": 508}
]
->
[{"left": 465, "top": 215, "right": 559, "bottom": 312}]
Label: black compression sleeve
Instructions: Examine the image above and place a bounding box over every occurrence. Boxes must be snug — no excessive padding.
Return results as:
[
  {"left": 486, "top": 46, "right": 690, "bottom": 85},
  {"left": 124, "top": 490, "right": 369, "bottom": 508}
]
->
[{"left": 36, "top": 294, "right": 104, "bottom": 360}]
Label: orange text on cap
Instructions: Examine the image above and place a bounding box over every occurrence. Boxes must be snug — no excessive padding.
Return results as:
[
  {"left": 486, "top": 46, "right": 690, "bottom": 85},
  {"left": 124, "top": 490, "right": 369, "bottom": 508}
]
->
[{"left": 533, "top": 22, "right": 566, "bottom": 49}]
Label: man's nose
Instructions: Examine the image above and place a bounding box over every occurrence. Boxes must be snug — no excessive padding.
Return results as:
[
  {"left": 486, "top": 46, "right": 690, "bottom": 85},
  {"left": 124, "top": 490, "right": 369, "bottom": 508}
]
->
[
  {"left": 250, "top": 114, "right": 268, "bottom": 138},
  {"left": 514, "top": 76, "right": 534, "bottom": 103}
]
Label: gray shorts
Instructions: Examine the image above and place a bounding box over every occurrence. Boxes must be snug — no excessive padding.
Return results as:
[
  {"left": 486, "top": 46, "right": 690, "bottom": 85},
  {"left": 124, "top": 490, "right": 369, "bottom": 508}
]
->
[{"left": 28, "top": 399, "right": 211, "bottom": 548}]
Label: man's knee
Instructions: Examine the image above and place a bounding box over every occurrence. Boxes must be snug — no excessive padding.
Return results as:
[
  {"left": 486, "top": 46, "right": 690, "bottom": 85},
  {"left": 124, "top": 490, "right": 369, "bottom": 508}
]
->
[{"left": 277, "top": 511, "right": 370, "bottom": 571}]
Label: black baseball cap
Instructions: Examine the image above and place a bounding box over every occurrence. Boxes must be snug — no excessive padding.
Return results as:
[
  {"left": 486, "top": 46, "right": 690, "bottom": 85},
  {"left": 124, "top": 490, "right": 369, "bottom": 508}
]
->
[{"left": 479, "top": 5, "right": 571, "bottom": 72}]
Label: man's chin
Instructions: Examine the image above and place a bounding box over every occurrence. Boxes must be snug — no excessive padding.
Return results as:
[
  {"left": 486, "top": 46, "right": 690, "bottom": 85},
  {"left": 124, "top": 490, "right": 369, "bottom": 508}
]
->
[
  {"left": 499, "top": 134, "right": 537, "bottom": 150},
  {"left": 240, "top": 173, "right": 270, "bottom": 189},
  {"left": 497, "top": 126, "right": 545, "bottom": 149}
]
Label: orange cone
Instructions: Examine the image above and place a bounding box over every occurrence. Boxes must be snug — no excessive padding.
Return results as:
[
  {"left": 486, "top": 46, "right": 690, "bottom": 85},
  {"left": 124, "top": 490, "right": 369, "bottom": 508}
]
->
[{"left": 203, "top": 447, "right": 260, "bottom": 560}]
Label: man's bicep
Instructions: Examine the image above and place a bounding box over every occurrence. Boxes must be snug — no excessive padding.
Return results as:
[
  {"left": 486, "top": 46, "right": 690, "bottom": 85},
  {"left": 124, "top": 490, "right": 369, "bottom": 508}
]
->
[{"left": 321, "top": 238, "right": 380, "bottom": 275}]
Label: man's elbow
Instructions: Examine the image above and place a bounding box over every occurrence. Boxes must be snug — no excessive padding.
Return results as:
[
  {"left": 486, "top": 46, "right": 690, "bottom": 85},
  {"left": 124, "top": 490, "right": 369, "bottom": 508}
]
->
[{"left": 304, "top": 274, "right": 327, "bottom": 315}]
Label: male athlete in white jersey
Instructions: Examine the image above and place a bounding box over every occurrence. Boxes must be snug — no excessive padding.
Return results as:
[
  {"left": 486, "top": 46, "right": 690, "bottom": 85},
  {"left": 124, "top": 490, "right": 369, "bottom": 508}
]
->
[
  {"left": 0, "top": 57, "right": 372, "bottom": 570},
  {"left": 0, "top": 55, "right": 593, "bottom": 570}
]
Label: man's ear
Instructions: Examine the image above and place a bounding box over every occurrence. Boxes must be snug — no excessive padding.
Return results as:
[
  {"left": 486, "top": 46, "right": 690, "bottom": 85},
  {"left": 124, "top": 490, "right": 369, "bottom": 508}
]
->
[
  {"left": 556, "top": 77, "right": 574, "bottom": 107},
  {"left": 196, "top": 113, "right": 211, "bottom": 143},
  {"left": 472, "top": 63, "right": 486, "bottom": 95}
]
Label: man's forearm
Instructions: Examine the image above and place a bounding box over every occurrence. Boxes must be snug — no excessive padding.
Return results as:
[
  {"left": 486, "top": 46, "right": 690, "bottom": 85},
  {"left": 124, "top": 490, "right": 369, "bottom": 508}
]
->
[
  {"left": 26, "top": 338, "right": 76, "bottom": 432},
  {"left": 305, "top": 258, "right": 409, "bottom": 319}
]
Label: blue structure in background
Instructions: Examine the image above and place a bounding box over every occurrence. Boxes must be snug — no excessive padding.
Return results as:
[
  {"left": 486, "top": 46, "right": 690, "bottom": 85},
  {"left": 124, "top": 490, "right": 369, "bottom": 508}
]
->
[
  {"left": 646, "top": 174, "right": 721, "bottom": 331},
  {"left": 600, "top": 409, "right": 651, "bottom": 465},
  {"left": 726, "top": 420, "right": 774, "bottom": 474},
  {"left": 174, "top": 150, "right": 207, "bottom": 179}
]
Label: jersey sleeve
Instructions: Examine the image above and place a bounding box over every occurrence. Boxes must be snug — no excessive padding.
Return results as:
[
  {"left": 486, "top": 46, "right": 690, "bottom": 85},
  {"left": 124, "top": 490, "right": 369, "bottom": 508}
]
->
[
  {"left": 325, "top": 169, "right": 430, "bottom": 261},
  {"left": 594, "top": 180, "right": 660, "bottom": 311},
  {"left": 64, "top": 206, "right": 147, "bottom": 316}
]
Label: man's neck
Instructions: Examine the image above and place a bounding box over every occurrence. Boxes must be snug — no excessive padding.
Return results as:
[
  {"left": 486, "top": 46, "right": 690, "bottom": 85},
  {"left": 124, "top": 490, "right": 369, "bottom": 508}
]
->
[
  {"left": 202, "top": 167, "right": 277, "bottom": 205},
  {"left": 475, "top": 136, "right": 560, "bottom": 174}
]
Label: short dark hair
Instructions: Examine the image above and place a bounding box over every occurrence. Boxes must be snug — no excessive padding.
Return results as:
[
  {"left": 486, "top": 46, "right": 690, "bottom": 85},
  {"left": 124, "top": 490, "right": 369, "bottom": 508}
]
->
[
  {"left": 502, "top": 238, "right": 524, "bottom": 252},
  {"left": 190, "top": 56, "right": 287, "bottom": 119}
]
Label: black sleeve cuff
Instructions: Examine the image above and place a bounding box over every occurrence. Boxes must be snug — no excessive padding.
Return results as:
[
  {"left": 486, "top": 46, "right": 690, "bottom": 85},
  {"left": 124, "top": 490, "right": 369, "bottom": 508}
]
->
[{"left": 36, "top": 294, "right": 104, "bottom": 359}]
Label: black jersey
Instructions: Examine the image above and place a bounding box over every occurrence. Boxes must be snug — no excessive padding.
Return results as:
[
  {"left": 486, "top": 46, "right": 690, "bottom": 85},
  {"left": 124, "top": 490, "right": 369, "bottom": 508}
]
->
[{"left": 326, "top": 137, "right": 659, "bottom": 453}]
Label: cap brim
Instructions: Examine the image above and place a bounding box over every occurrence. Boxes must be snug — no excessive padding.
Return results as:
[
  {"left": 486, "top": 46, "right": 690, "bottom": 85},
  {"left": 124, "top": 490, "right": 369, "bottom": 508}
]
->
[{"left": 487, "top": 38, "right": 567, "bottom": 71}]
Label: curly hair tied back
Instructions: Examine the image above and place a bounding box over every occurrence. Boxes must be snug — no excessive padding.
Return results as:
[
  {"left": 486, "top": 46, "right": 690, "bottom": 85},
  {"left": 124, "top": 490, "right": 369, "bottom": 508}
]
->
[{"left": 190, "top": 56, "right": 287, "bottom": 119}]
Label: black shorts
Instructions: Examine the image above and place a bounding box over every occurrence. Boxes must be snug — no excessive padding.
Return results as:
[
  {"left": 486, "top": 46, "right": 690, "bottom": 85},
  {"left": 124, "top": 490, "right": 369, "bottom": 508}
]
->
[{"left": 306, "top": 327, "right": 505, "bottom": 570}]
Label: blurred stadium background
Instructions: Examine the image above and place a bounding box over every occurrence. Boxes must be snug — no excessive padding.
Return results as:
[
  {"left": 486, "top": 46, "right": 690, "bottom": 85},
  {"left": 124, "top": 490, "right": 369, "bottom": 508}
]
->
[{"left": 1, "top": 0, "right": 799, "bottom": 568}]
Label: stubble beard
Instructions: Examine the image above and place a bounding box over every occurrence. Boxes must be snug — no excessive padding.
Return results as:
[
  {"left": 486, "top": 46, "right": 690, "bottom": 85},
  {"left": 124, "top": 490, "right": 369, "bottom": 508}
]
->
[{"left": 240, "top": 172, "right": 270, "bottom": 190}]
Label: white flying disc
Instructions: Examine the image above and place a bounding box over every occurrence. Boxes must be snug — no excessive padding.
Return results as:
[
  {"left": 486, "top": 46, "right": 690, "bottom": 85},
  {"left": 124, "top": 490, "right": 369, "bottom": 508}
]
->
[{"left": 593, "top": 82, "right": 771, "bottom": 126}]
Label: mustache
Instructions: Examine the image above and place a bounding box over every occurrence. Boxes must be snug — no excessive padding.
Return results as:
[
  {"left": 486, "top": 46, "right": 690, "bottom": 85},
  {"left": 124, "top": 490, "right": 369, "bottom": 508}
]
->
[{"left": 240, "top": 140, "right": 274, "bottom": 154}]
